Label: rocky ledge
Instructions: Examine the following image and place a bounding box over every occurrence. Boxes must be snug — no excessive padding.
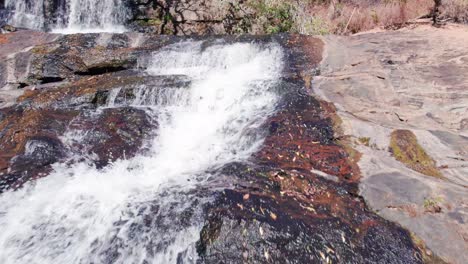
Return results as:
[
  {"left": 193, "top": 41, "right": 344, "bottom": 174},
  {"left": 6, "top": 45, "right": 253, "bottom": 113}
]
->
[
  {"left": 0, "top": 25, "right": 465, "bottom": 263},
  {"left": 314, "top": 23, "right": 468, "bottom": 263}
]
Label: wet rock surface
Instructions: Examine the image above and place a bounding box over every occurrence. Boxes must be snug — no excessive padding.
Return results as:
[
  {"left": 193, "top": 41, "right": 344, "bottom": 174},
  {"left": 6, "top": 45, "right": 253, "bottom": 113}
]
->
[
  {"left": 0, "top": 32, "right": 165, "bottom": 191},
  {"left": 65, "top": 107, "right": 154, "bottom": 169},
  {"left": 195, "top": 37, "right": 431, "bottom": 263},
  {"left": 0, "top": 107, "right": 76, "bottom": 191},
  {"left": 0, "top": 30, "right": 448, "bottom": 263},
  {"left": 0, "top": 30, "right": 59, "bottom": 107}
]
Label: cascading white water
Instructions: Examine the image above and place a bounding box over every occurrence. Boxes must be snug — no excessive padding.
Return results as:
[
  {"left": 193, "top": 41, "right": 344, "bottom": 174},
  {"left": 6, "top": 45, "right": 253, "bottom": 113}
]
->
[
  {"left": 54, "top": 0, "right": 129, "bottom": 33},
  {"left": 4, "top": 0, "right": 128, "bottom": 33},
  {"left": 4, "top": 0, "right": 45, "bottom": 30},
  {"left": 0, "top": 41, "right": 284, "bottom": 264}
]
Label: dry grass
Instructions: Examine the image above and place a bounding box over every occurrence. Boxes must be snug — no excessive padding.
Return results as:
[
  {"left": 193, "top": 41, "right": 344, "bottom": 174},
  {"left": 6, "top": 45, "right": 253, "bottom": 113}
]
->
[
  {"left": 440, "top": 0, "right": 468, "bottom": 23},
  {"left": 292, "top": 0, "right": 434, "bottom": 34},
  {"left": 240, "top": 0, "right": 464, "bottom": 35}
]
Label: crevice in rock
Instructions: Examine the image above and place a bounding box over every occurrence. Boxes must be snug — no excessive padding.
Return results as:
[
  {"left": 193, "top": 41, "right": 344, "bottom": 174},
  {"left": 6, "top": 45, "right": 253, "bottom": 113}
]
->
[
  {"left": 75, "top": 66, "right": 127, "bottom": 76},
  {"left": 91, "top": 90, "right": 109, "bottom": 106},
  {"left": 18, "top": 82, "right": 29, "bottom": 88},
  {"left": 39, "top": 76, "right": 65, "bottom": 84}
]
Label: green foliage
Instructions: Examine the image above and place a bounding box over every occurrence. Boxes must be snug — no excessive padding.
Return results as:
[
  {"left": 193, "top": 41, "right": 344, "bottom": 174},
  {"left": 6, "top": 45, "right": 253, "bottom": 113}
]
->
[
  {"left": 163, "top": 13, "right": 173, "bottom": 22},
  {"left": 423, "top": 196, "right": 444, "bottom": 210},
  {"left": 358, "top": 137, "right": 371, "bottom": 146},
  {"left": 249, "top": 1, "right": 295, "bottom": 34},
  {"left": 136, "top": 18, "right": 162, "bottom": 27}
]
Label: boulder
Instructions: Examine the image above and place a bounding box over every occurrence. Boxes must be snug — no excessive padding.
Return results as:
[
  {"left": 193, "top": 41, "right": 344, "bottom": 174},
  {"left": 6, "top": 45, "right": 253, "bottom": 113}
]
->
[{"left": 314, "top": 23, "right": 468, "bottom": 264}]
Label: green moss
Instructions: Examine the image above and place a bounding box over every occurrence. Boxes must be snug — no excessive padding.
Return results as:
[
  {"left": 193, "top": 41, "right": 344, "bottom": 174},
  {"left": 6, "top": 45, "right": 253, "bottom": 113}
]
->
[
  {"left": 94, "top": 45, "right": 106, "bottom": 51},
  {"left": 423, "top": 197, "right": 444, "bottom": 210},
  {"left": 410, "top": 232, "right": 448, "bottom": 264},
  {"left": 358, "top": 137, "right": 371, "bottom": 147},
  {"left": 337, "top": 137, "right": 362, "bottom": 165},
  {"left": 31, "top": 45, "right": 50, "bottom": 55},
  {"left": 328, "top": 106, "right": 343, "bottom": 135},
  {"left": 136, "top": 18, "right": 163, "bottom": 27},
  {"left": 389, "top": 130, "right": 443, "bottom": 179}
]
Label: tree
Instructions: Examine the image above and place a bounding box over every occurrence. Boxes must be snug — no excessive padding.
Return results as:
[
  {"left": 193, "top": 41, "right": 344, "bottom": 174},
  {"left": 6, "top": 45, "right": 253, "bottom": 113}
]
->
[{"left": 433, "top": 0, "right": 442, "bottom": 26}]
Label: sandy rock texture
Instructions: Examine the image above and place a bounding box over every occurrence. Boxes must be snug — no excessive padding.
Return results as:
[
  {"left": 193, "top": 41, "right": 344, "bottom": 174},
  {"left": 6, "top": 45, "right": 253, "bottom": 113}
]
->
[{"left": 314, "top": 23, "right": 468, "bottom": 264}]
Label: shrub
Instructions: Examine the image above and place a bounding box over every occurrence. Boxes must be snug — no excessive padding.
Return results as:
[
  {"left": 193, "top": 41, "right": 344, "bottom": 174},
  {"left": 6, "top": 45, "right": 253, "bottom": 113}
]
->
[
  {"left": 278, "top": 0, "right": 433, "bottom": 35},
  {"left": 249, "top": 1, "right": 296, "bottom": 33},
  {"left": 440, "top": 0, "right": 468, "bottom": 23}
]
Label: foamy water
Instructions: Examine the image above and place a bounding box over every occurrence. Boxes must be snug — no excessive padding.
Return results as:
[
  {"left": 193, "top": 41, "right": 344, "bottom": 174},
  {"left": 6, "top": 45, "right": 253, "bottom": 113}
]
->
[
  {"left": 5, "top": 0, "right": 129, "bottom": 34},
  {"left": 0, "top": 41, "right": 284, "bottom": 264}
]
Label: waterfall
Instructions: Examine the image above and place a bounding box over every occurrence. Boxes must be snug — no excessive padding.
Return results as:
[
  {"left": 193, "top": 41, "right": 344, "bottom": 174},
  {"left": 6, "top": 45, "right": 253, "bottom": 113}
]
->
[
  {"left": 54, "top": 0, "right": 129, "bottom": 33},
  {"left": 4, "top": 0, "right": 129, "bottom": 33},
  {"left": 4, "top": 0, "right": 44, "bottom": 30},
  {"left": 0, "top": 41, "right": 284, "bottom": 264}
]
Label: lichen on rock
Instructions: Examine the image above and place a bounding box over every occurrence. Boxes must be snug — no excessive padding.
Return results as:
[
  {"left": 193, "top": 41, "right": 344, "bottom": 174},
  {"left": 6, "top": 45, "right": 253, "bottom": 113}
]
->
[{"left": 389, "top": 129, "right": 443, "bottom": 179}]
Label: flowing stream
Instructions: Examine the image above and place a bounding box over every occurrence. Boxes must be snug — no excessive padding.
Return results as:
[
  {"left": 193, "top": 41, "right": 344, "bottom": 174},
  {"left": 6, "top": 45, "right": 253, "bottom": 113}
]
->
[
  {"left": 4, "top": 0, "right": 128, "bottom": 33},
  {"left": 0, "top": 41, "right": 284, "bottom": 263}
]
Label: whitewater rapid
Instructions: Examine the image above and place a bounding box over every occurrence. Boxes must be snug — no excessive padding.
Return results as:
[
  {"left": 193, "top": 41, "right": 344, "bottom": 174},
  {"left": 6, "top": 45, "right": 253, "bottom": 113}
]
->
[{"left": 0, "top": 41, "right": 284, "bottom": 263}]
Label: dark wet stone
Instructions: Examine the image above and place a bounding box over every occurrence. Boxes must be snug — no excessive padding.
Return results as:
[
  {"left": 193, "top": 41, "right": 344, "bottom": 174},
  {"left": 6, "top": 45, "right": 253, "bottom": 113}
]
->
[
  {"left": 196, "top": 70, "right": 425, "bottom": 262},
  {"left": 91, "top": 90, "right": 110, "bottom": 106},
  {"left": 197, "top": 188, "right": 422, "bottom": 264},
  {"left": 192, "top": 35, "right": 426, "bottom": 264},
  {"left": 0, "top": 137, "right": 65, "bottom": 192},
  {"left": 10, "top": 136, "right": 65, "bottom": 169},
  {"left": 66, "top": 107, "right": 154, "bottom": 168},
  {"left": 0, "top": 107, "right": 76, "bottom": 192}
]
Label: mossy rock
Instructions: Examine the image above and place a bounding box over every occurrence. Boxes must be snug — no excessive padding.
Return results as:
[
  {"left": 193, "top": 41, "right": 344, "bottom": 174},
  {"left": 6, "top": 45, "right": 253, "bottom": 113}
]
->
[
  {"left": 358, "top": 137, "right": 370, "bottom": 147},
  {"left": 410, "top": 232, "right": 448, "bottom": 264},
  {"left": 31, "top": 45, "right": 51, "bottom": 55},
  {"left": 389, "top": 130, "right": 443, "bottom": 179},
  {"left": 136, "top": 18, "right": 162, "bottom": 27}
]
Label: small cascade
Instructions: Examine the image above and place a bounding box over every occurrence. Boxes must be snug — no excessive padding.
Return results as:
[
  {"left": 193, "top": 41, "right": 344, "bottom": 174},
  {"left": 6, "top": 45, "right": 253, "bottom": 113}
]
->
[
  {"left": 4, "top": 0, "right": 129, "bottom": 33},
  {"left": 54, "top": 0, "right": 129, "bottom": 33},
  {"left": 0, "top": 41, "right": 284, "bottom": 264},
  {"left": 4, "top": 0, "right": 44, "bottom": 30}
]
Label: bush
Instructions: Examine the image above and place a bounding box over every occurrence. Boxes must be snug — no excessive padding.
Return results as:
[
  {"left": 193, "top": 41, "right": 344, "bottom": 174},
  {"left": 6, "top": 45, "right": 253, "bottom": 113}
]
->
[
  {"left": 276, "top": 0, "right": 433, "bottom": 35},
  {"left": 249, "top": 1, "right": 295, "bottom": 33},
  {"left": 440, "top": 0, "right": 468, "bottom": 23},
  {"left": 234, "top": 0, "right": 448, "bottom": 35}
]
